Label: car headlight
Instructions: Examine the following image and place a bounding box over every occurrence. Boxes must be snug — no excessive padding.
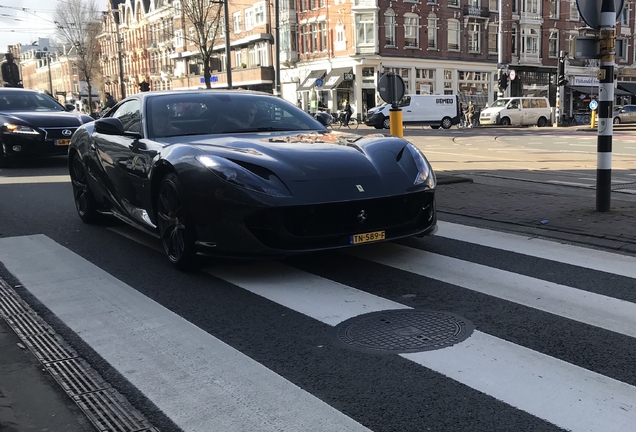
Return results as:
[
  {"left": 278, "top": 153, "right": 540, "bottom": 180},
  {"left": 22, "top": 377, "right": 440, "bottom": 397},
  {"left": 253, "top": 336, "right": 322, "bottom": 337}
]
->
[
  {"left": 196, "top": 155, "right": 292, "bottom": 198},
  {"left": 4, "top": 123, "right": 40, "bottom": 135},
  {"left": 406, "top": 143, "right": 436, "bottom": 188}
]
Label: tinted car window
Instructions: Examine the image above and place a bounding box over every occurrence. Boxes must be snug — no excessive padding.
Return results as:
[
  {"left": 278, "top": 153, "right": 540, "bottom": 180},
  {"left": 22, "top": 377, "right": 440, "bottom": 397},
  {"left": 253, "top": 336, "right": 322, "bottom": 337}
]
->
[
  {"left": 538, "top": 99, "right": 547, "bottom": 108},
  {"left": 112, "top": 100, "right": 142, "bottom": 133},
  {"left": 0, "top": 91, "right": 65, "bottom": 112},
  {"left": 146, "top": 93, "right": 325, "bottom": 138}
]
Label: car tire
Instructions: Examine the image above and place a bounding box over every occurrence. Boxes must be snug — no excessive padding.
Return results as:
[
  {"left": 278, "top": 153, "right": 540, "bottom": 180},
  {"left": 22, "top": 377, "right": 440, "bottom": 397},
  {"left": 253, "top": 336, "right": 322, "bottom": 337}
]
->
[
  {"left": 441, "top": 117, "right": 452, "bottom": 129},
  {"left": 70, "top": 154, "right": 100, "bottom": 224},
  {"left": 156, "top": 172, "right": 197, "bottom": 271},
  {"left": 500, "top": 117, "right": 511, "bottom": 126},
  {"left": 383, "top": 117, "right": 391, "bottom": 129},
  {"left": 614, "top": 117, "right": 621, "bottom": 124},
  {"left": 431, "top": 125, "right": 440, "bottom": 129},
  {"left": 537, "top": 117, "right": 547, "bottom": 127}
]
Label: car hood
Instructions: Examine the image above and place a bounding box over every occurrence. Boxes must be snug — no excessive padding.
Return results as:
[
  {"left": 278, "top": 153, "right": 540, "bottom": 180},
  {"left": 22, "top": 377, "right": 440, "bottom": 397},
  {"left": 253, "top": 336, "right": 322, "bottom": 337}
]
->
[
  {"left": 481, "top": 107, "right": 504, "bottom": 115},
  {"left": 0, "top": 111, "right": 91, "bottom": 127},
  {"left": 182, "top": 131, "right": 425, "bottom": 201}
]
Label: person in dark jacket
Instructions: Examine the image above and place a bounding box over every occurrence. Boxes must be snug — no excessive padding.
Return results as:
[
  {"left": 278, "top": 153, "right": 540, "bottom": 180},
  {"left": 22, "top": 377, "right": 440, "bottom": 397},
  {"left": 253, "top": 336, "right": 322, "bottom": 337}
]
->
[
  {"left": 104, "top": 92, "right": 116, "bottom": 109},
  {"left": 1, "top": 53, "right": 22, "bottom": 88}
]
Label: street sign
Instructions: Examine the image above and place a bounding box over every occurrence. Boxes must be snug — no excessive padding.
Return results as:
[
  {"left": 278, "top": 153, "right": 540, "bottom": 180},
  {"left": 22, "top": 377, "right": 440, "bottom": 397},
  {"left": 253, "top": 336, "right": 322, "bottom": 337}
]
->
[
  {"left": 576, "top": 0, "right": 624, "bottom": 29},
  {"left": 315, "top": 78, "right": 324, "bottom": 88},
  {"left": 378, "top": 73, "right": 405, "bottom": 106},
  {"left": 572, "top": 36, "right": 601, "bottom": 59},
  {"left": 589, "top": 100, "right": 598, "bottom": 110},
  {"left": 509, "top": 69, "right": 516, "bottom": 81}
]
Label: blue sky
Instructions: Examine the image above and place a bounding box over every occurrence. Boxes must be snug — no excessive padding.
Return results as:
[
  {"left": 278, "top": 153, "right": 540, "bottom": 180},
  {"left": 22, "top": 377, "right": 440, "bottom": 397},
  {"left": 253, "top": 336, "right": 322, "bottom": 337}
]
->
[{"left": 0, "top": 0, "right": 109, "bottom": 51}]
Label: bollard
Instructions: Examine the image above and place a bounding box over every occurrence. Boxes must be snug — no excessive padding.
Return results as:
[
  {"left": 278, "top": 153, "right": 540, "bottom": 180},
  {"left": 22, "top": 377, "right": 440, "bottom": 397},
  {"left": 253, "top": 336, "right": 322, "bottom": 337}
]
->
[
  {"left": 591, "top": 110, "right": 596, "bottom": 129},
  {"left": 389, "top": 108, "right": 404, "bottom": 138}
]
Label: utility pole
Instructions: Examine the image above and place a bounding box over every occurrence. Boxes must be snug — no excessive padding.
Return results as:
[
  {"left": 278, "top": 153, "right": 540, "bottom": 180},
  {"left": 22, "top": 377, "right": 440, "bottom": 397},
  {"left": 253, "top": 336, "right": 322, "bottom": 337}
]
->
[
  {"left": 274, "top": 0, "right": 281, "bottom": 96},
  {"left": 113, "top": 10, "right": 126, "bottom": 99},
  {"left": 223, "top": 0, "right": 232, "bottom": 89},
  {"left": 596, "top": 0, "right": 616, "bottom": 212},
  {"left": 497, "top": 0, "right": 504, "bottom": 97},
  {"left": 47, "top": 54, "right": 53, "bottom": 95}
]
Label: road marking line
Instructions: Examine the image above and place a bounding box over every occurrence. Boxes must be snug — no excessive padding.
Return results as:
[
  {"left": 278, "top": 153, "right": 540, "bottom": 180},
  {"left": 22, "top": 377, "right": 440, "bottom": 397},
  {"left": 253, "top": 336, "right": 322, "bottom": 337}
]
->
[
  {"left": 0, "top": 175, "right": 70, "bottom": 184},
  {"left": 547, "top": 180, "right": 594, "bottom": 187},
  {"left": 346, "top": 243, "right": 636, "bottom": 339},
  {"left": 435, "top": 221, "right": 636, "bottom": 279},
  {"left": 0, "top": 235, "right": 373, "bottom": 432},
  {"left": 205, "top": 260, "right": 636, "bottom": 432},
  {"left": 569, "top": 144, "right": 596, "bottom": 147}
]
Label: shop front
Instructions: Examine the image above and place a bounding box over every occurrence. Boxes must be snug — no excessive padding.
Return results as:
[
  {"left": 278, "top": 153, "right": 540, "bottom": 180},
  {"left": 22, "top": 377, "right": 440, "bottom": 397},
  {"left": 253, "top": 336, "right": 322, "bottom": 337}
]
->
[{"left": 565, "top": 76, "right": 632, "bottom": 119}]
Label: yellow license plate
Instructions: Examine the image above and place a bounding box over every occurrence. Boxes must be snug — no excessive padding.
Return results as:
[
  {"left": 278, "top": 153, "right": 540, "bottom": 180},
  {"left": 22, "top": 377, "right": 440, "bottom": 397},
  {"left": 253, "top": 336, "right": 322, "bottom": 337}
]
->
[
  {"left": 351, "top": 230, "right": 386, "bottom": 245},
  {"left": 55, "top": 139, "right": 71, "bottom": 146}
]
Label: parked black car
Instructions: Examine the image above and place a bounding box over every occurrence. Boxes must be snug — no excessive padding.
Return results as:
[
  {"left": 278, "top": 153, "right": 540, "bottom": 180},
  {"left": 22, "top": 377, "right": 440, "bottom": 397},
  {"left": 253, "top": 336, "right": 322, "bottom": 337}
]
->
[
  {"left": 68, "top": 90, "right": 437, "bottom": 269},
  {"left": 0, "top": 88, "right": 94, "bottom": 167}
]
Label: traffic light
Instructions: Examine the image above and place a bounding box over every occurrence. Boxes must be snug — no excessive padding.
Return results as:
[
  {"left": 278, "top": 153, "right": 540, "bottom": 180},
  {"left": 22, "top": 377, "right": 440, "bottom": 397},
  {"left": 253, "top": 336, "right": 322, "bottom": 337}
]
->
[
  {"left": 557, "top": 74, "right": 568, "bottom": 86},
  {"left": 498, "top": 72, "right": 508, "bottom": 90},
  {"left": 556, "top": 56, "right": 568, "bottom": 87}
]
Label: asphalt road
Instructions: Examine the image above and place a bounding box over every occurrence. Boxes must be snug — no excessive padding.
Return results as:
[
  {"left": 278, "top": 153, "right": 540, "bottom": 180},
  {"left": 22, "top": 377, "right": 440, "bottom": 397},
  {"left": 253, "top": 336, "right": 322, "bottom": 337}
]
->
[{"left": 1, "top": 153, "right": 636, "bottom": 432}]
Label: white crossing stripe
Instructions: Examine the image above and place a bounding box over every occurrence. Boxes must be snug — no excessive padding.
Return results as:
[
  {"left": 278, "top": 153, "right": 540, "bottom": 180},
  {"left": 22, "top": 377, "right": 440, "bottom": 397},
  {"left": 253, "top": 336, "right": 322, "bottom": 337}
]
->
[
  {"left": 346, "top": 243, "right": 636, "bottom": 339},
  {"left": 205, "top": 261, "right": 636, "bottom": 432},
  {"left": 0, "top": 235, "right": 372, "bottom": 432},
  {"left": 0, "top": 175, "right": 70, "bottom": 184},
  {"left": 435, "top": 221, "right": 636, "bottom": 279}
]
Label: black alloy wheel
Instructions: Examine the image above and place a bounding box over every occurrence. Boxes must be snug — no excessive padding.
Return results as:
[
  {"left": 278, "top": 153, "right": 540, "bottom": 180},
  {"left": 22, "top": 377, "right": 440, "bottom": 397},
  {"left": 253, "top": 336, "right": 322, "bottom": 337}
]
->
[
  {"left": 156, "top": 173, "right": 196, "bottom": 270},
  {"left": 70, "top": 154, "right": 99, "bottom": 223}
]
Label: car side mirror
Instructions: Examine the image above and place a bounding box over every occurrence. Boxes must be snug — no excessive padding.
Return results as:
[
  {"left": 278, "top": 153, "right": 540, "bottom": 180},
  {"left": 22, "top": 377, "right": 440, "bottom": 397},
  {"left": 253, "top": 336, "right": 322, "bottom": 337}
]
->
[
  {"left": 621, "top": 109, "right": 626, "bottom": 113},
  {"left": 95, "top": 117, "right": 126, "bottom": 135},
  {"left": 65, "top": 104, "right": 76, "bottom": 111}
]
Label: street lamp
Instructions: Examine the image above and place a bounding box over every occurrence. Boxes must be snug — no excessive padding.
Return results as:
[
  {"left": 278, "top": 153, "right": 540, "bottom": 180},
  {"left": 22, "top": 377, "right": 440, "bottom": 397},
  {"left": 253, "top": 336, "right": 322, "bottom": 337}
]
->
[{"left": 111, "top": 9, "right": 126, "bottom": 99}]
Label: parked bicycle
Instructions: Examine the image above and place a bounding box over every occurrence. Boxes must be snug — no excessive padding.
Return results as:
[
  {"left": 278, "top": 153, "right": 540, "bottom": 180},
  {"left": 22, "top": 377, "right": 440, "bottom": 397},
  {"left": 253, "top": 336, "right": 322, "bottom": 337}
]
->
[{"left": 330, "top": 111, "right": 359, "bottom": 129}]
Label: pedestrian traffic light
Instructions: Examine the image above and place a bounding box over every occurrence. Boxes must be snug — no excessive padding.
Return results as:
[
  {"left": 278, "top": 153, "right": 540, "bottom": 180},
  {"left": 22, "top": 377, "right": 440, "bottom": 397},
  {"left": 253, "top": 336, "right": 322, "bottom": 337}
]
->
[{"left": 498, "top": 72, "right": 508, "bottom": 90}]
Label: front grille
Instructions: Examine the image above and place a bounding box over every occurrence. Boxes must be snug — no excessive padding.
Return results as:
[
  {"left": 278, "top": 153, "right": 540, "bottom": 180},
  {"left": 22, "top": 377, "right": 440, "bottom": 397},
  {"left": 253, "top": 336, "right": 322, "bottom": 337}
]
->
[
  {"left": 41, "top": 127, "right": 77, "bottom": 140},
  {"left": 245, "top": 191, "right": 434, "bottom": 249}
]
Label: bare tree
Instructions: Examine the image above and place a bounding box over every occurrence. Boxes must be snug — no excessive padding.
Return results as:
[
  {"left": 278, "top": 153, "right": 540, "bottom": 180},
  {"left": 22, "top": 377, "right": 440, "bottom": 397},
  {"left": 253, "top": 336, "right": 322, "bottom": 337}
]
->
[
  {"left": 54, "top": 0, "right": 101, "bottom": 110},
  {"left": 179, "top": 0, "right": 224, "bottom": 89}
]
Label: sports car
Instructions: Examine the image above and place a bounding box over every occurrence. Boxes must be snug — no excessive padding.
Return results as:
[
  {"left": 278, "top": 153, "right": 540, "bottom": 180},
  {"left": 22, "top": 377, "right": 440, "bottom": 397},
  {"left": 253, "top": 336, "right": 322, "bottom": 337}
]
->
[
  {"left": 69, "top": 90, "right": 437, "bottom": 269},
  {"left": 0, "top": 88, "right": 93, "bottom": 167}
]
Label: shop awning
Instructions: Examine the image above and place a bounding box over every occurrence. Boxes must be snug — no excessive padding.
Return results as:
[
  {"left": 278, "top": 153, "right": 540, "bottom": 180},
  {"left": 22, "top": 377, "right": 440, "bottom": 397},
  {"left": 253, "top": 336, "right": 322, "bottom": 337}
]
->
[
  {"left": 320, "top": 68, "right": 353, "bottom": 90},
  {"left": 618, "top": 82, "right": 636, "bottom": 95},
  {"left": 566, "top": 85, "right": 632, "bottom": 96},
  {"left": 297, "top": 70, "right": 326, "bottom": 91}
]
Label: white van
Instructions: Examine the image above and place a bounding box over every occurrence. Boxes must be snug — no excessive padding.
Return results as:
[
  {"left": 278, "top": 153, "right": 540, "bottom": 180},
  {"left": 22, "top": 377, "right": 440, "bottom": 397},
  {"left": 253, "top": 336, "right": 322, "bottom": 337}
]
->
[
  {"left": 365, "top": 94, "right": 461, "bottom": 129},
  {"left": 480, "top": 97, "right": 551, "bottom": 127}
]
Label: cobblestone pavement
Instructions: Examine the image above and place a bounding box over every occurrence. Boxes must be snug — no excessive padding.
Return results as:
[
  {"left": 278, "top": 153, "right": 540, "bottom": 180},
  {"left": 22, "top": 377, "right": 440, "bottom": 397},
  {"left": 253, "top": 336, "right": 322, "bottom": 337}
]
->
[{"left": 435, "top": 175, "right": 636, "bottom": 253}]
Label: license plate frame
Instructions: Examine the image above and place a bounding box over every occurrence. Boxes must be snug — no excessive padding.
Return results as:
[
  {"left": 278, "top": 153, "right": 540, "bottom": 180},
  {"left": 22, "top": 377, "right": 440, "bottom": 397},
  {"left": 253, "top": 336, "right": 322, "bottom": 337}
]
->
[
  {"left": 55, "top": 139, "right": 71, "bottom": 146},
  {"left": 350, "top": 230, "right": 386, "bottom": 245}
]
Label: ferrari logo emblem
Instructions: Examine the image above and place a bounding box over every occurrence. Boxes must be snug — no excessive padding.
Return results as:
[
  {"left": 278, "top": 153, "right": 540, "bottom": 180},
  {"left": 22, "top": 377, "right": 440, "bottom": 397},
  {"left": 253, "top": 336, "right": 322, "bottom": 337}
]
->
[{"left": 356, "top": 184, "right": 364, "bottom": 192}]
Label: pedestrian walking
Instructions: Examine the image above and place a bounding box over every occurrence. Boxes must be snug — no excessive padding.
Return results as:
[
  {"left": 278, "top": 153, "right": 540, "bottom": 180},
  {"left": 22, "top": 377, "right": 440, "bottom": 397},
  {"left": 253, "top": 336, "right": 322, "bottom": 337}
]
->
[
  {"left": 104, "top": 92, "right": 116, "bottom": 109},
  {"left": 467, "top": 101, "right": 475, "bottom": 128},
  {"left": 1, "top": 53, "right": 22, "bottom": 88}
]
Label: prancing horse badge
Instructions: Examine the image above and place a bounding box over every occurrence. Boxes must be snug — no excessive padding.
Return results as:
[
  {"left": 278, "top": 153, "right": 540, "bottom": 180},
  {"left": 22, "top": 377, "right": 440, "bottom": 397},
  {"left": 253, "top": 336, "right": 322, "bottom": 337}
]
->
[{"left": 356, "top": 185, "right": 364, "bottom": 192}]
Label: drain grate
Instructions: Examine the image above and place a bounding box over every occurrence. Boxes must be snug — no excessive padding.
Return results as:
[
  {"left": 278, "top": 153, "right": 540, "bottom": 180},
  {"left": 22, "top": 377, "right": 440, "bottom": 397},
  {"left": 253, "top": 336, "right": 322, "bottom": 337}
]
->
[
  {"left": 74, "top": 389, "right": 155, "bottom": 432},
  {"left": 22, "top": 332, "right": 78, "bottom": 364},
  {"left": 0, "top": 283, "right": 29, "bottom": 318},
  {"left": 5, "top": 312, "right": 54, "bottom": 338},
  {"left": 334, "top": 309, "right": 475, "bottom": 354},
  {"left": 611, "top": 182, "right": 636, "bottom": 190},
  {"left": 47, "top": 358, "right": 110, "bottom": 396}
]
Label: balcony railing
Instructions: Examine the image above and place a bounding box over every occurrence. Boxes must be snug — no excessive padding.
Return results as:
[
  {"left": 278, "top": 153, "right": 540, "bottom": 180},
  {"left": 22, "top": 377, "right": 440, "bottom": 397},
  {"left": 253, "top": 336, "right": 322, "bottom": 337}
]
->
[
  {"left": 162, "top": 65, "right": 175, "bottom": 74},
  {"left": 463, "top": 5, "right": 491, "bottom": 17}
]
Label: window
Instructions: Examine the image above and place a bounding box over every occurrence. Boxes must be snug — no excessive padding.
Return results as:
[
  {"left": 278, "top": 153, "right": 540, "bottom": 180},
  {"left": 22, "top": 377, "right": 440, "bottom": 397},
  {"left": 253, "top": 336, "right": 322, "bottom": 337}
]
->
[
  {"left": 488, "top": 23, "right": 498, "bottom": 53},
  {"left": 468, "top": 22, "right": 480, "bottom": 53},
  {"left": 449, "top": 0, "right": 459, "bottom": 6},
  {"left": 512, "top": 0, "right": 518, "bottom": 13},
  {"left": 112, "top": 100, "right": 141, "bottom": 133},
  {"left": 427, "top": 14, "right": 437, "bottom": 49},
  {"left": 570, "top": 0, "right": 579, "bottom": 20},
  {"left": 174, "top": 30, "right": 184, "bottom": 48},
  {"left": 523, "top": 28, "right": 539, "bottom": 54},
  {"left": 254, "top": 2, "right": 266, "bottom": 26},
  {"left": 511, "top": 27, "right": 517, "bottom": 54},
  {"left": 245, "top": 8, "right": 254, "bottom": 31},
  {"left": 448, "top": 19, "right": 460, "bottom": 51},
  {"left": 233, "top": 12, "right": 241, "bottom": 33},
  {"left": 549, "top": 0, "right": 559, "bottom": 19},
  {"left": 489, "top": 0, "right": 498, "bottom": 10},
  {"left": 385, "top": 8, "right": 396, "bottom": 47},
  {"left": 621, "top": 5, "right": 630, "bottom": 26},
  {"left": 189, "top": 27, "right": 195, "bottom": 45},
  {"left": 311, "top": 23, "right": 318, "bottom": 52},
  {"left": 319, "top": 21, "right": 327, "bottom": 51},
  {"left": 356, "top": 13, "right": 374, "bottom": 45},
  {"left": 404, "top": 13, "right": 419, "bottom": 48},
  {"left": 174, "top": 0, "right": 182, "bottom": 18},
  {"left": 549, "top": 30, "right": 558, "bottom": 57},
  {"left": 71, "top": 64, "right": 78, "bottom": 76},
  {"left": 335, "top": 20, "right": 346, "bottom": 51},
  {"left": 523, "top": 0, "right": 539, "bottom": 14},
  {"left": 256, "top": 42, "right": 268, "bottom": 66},
  {"left": 467, "top": 0, "right": 478, "bottom": 6}
]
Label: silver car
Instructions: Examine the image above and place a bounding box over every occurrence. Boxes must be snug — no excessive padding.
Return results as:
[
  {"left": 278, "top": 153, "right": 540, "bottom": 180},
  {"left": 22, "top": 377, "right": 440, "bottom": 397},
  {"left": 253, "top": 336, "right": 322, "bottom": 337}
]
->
[{"left": 613, "top": 104, "right": 636, "bottom": 124}]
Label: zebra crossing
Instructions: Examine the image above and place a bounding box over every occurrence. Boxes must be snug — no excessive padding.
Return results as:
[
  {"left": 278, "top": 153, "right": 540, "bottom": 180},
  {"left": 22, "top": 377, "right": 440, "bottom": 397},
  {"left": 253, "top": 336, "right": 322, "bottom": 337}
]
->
[{"left": 0, "top": 221, "right": 635, "bottom": 432}]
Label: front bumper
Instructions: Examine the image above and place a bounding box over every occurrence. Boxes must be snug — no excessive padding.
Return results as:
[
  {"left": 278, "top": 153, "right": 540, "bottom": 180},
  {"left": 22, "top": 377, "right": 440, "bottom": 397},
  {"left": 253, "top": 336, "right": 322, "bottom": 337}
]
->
[
  {"left": 1, "top": 133, "right": 70, "bottom": 158},
  {"left": 364, "top": 113, "right": 385, "bottom": 128},
  {"left": 479, "top": 113, "right": 500, "bottom": 125}
]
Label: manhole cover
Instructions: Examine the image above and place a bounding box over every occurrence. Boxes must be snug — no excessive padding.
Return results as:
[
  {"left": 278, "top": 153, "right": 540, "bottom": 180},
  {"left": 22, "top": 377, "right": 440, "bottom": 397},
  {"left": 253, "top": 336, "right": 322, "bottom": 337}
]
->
[{"left": 333, "top": 309, "right": 475, "bottom": 354}]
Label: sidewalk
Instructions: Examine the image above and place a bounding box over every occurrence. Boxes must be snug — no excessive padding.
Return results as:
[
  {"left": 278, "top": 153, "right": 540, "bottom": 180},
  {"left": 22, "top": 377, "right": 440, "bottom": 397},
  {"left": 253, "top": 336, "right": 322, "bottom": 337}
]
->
[{"left": 436, "top": 174, "right": 636, "bottom": 254}]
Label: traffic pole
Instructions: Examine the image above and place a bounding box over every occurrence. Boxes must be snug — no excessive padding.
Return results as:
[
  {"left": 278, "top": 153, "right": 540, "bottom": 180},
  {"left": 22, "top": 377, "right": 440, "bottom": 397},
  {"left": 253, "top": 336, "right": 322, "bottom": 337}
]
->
[
  {"left": 596, "top": 0, "right": 615, "bottom": 212},
  {"left": 389, "top": 106, "right": 403, "bottom": 138}
]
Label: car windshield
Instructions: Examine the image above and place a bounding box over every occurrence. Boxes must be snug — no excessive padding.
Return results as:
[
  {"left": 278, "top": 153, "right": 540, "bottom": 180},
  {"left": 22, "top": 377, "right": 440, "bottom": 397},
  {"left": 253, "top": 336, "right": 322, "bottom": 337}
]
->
[
  {"left": 490, "top": 99, "right": 510, "bottom": 108},
  {"left": 146, "top": 93, "right": 326, "bottom": 138},
  {"left": 0, "top": 92, "right": 65, "bottom": 112}
]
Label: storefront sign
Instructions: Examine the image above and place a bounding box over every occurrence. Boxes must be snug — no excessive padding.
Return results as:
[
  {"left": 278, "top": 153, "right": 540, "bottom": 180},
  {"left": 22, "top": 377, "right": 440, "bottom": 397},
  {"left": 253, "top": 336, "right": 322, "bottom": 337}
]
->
[
  {"left": 572, "top": 76, "right": 599, "bottom": 86},
  {"left": 344, "top": 73, "right": 354, "bottom": 81}
]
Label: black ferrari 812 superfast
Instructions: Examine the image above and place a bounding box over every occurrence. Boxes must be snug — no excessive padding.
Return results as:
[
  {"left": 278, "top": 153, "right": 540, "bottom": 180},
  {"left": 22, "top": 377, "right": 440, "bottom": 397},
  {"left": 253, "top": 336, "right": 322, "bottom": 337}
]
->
[{"left": 69, "top": 90, "right": 437, "bottom": 269}]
